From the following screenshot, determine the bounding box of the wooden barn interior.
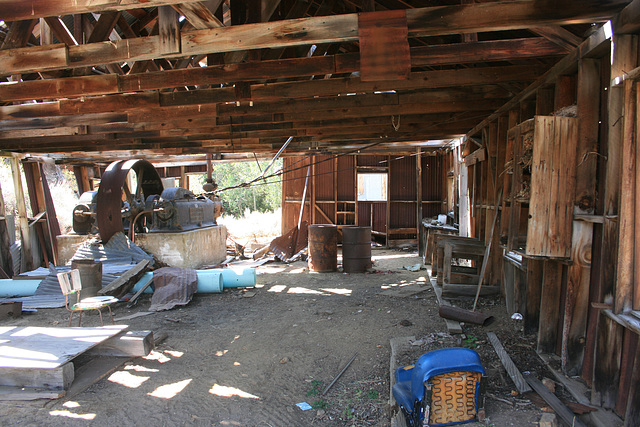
[2,0,640,425]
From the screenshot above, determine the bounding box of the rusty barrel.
[342,226,372,273]
[308,225,338,272]
[71,259,102,299]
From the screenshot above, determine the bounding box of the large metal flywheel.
[96,159,164,243]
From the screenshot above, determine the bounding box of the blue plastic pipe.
[0,279,43,297]
[220,268,257,288]
[131,268,255,294]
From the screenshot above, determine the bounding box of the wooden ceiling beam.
[43,17,78,45]
[0,1,626,76]
[467,20,611,137]
[171,1,225,29]
[1,20,38,50]
[0,65,541,120]
[2,0,206,22]
[0,38,562,102]
[530,26,583,51]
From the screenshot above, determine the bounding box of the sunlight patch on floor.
[108,371,150,388]
[49,410,96,420]
[148,379,192,399]
[209,384,260,399]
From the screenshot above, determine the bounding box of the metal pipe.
[438,305,495,326]
[261,136,293,178]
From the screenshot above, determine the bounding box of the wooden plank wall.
[463,27,640,425]
[281,152,446,245]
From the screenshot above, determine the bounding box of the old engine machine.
[72,159,223,243]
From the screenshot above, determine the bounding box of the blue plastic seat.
[393,347,485,426]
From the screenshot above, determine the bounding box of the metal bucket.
[308,225,338,272]
[342,226,372,273]
[71,259,102,299]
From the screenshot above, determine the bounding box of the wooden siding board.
[526,116,577,258]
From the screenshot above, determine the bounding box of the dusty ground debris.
[1,249,560,425]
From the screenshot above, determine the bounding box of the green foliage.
[202,159,282,218]
[462,335,479,349]
[312,399,328,409]
[306,380,323,397]
[367,390,379,400]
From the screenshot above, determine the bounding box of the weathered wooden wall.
[282,152,446,245]
[461,20,640,425]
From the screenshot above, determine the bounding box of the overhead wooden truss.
[0,0,636,162]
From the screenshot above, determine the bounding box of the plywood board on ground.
[0,326,127,369]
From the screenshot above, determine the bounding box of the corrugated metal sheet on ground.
[0,295,66,309]
[70,232,154,265]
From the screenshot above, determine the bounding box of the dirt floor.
[0,248,568,426]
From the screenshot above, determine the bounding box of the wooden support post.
[554,74,576,111]
[311,155,316,225]
[616,328,639,417]
[22,162,49,267]
[536,86,555,115]
[616,79,637,314]
[562,221,593,375]
[73,166,92,195]
[10,158,34,272]
[386,154,390,247]
[636,86,640,311]
[624,334,640,425]
[538,261,563,354]
[525,259,543,334]
[592,33,637,406]
[417,148,423,257]
[0,181,13,278]
[593,317,624,408]
[575,58,601,214]
[158,6,181,54]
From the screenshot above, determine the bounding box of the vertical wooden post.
[334,156,338,226]
[559,59,602,376]
[562,221,593,375]
[386,154,390,247]
[536,86,555,115]
[158,6,181,54]
[537,261,563,354]
[615,79,636,314]
[554,75,576,110]
[525,259,543,334]
[624,335,640,425]
[311,155,316,225]
[73,166,92,194]
[616,329,639,417]
[635,87,640,311]
[22,162,49,267]
[10,158,34,272]
[417,148,423,257]
[593,33,637,408]
[40,164,61,265]
[0,181,13,278]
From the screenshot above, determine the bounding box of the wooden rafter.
[1,0,205,22]
[0,39,561,102]
[0,1,627,76]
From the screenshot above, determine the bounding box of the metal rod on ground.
[323,353,357,396]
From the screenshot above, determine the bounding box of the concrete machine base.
[135,225,227,269]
